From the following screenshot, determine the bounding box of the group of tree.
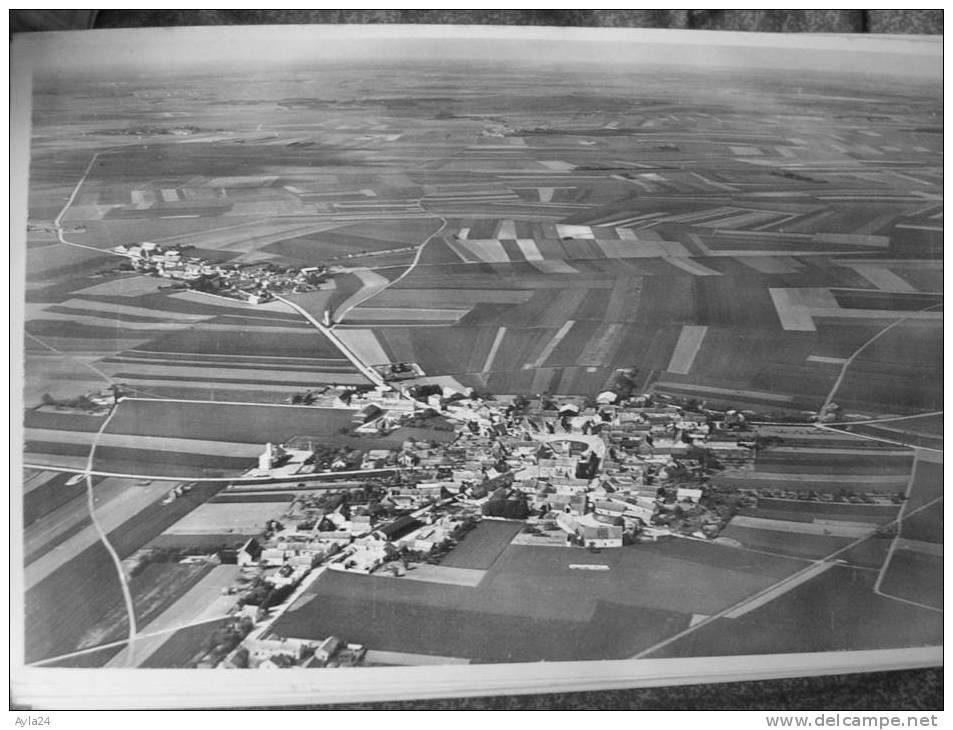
[483,490,529,520]
[39,392,108,412]
[237,577,296,610]
[191,616,255,668]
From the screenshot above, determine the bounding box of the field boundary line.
[633,481,944,659]
[823,410,943,427]
[872,452,942,612]
[334,210,447,322]
[723,561,836,619]
[814,424,941,453]
[82,405,139,667]
[27,614,231,667]
[872,449,919,593]
[25,331,114,386]
[820,302,944,413]
[26,333,180,403]
[22,461,398,484]
[52,150,125,258]
[129,349,348,363]
[272,295,387,390]
[118,395,354,410]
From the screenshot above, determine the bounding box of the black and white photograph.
[10,13,943,713]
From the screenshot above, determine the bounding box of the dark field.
[25,481,223,662]
[23,473,99,528]
[879,551,942,610]
[271,539,804,661]
[23,49,943,668]
[146,533,258,550]
[23,410,106,433]
[907,460,943,509]
[275,589,689,663]
[208,492,296,504]
[651,565,943,658]
[440,520,522,570]
[836,536,894,570]
[712,473,908,494]
[105,399,453,450]
[899,500,943,544]
[720,525,853,561]
[750,498,901,523]
[139,617,231,668]
[135,328,347,361]
[26,541,125,663]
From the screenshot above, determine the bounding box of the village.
[170,380,780,670]
[109,241,329,304]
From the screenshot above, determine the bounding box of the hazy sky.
[14,25,942,82]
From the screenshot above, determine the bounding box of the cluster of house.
[220,633,363,669]
[205,387,763,668]
[414,390,752,546]
[111,241,327,303]
[244,387,754,565]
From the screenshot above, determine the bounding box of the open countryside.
[19,39,941,674]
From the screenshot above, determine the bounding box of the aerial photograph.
[13,26,942,701]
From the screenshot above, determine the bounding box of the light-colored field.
[528,259,578,274]
[481,326,507,374]
[29,312,309,335]
[458,239,510,263]
[515,238,543,260]
[25,427,264,460]
[169,290,295,313]
[72,276,167,298]
[156,220,339,251]
[768,288,838,332]
[386,565,487,587]
[894,538,943,557]
[667,325,708,375]
[164,501,288,535]
[51,298,208,322]
[846,263,918,293]
[735,256,803,274]
[371,289,531,307]
[24,476,138,560]
[807,355,849,365]
[24,355,112,404]
[578,323,624,367]
[364,650,469,666]
[334,328,390,366]
[334,268,391,321]
[98,362,349,386]
[531,320,575,368]
[769,286,940,333]
[664,257,722,277]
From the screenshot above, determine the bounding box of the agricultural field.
[24,478,225,663]
[650,564,943,658]
[440,520,524,570]
[270,536,806,662]
[18,39,941,672]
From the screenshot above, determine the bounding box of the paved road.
[274,294,389,391]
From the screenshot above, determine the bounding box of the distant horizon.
[16,25,942,83]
